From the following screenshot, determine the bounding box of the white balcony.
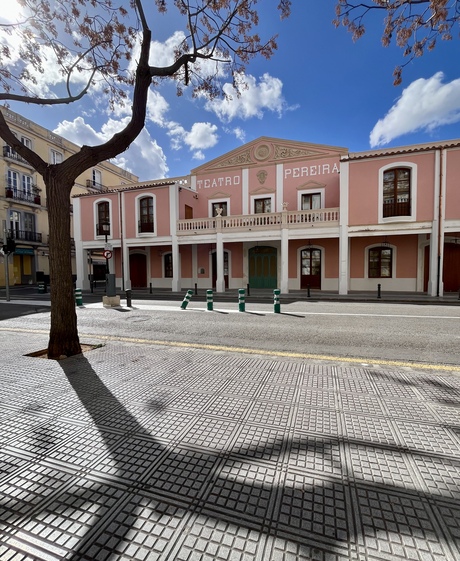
[177,208,339,236]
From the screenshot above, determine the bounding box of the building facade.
[73,137,460,296]
[0,108,138,286]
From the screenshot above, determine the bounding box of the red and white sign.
[103,250,113,259]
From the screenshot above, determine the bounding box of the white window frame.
[297,187,325,210]
[209,198,231,217]
[50,149,63,164]
[251,193,275,214]
[364,242,396,279]
[22,174,33,196]
[92,169,102,187]
[21,135,32,149]
[94,198,112,239]
[135,193,156,237]
[378,162,417,223]
[7,169,19,194]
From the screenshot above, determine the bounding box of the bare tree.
[0,0,291,358]
[334,0,459,84]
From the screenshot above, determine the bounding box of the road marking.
[3,326,459,373]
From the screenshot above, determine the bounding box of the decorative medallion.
[256,170,267,184]
[254,143,271,161]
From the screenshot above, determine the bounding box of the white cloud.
[206,73,290,122]
[370,72,460,147]
[167,121,218,158]
[54,116,168,181]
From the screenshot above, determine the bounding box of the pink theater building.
[73,137,460,296]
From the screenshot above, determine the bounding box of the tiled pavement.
[1,318,460,560]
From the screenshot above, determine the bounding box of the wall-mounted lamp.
[193,194,198,199]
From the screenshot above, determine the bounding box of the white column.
[276,163,284,211]
[338,160,349,294]
[215,232,225,292]
[280,226,289,293]
[242,168,249,215]
[170,184,181,291]
[73,198,89,290]
[429,149,445,296]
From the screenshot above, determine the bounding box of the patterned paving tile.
[353,485,454,561]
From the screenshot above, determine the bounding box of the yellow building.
[0,107,138,287]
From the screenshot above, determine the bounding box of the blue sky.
[3,1,460,181]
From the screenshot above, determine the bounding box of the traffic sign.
[103,250,113,259]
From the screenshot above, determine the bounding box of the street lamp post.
[101,222,110,293]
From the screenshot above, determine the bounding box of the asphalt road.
[2,298,460,368]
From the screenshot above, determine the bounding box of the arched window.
[383,168,411,217]
[139,196,154,233]
[369,246,393,278]
[96,201,110,235]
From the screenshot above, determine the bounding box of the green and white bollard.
[274,288,281,314]
[75,288,83,307]
[206,289,213,311]
[180,289,193,309]
[238,288,246,312]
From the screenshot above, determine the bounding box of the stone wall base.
[102,295,121,308]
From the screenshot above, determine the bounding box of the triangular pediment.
[191,137,348,174]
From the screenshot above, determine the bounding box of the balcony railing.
[383,200,411,218]
[3,145,31,165]
[177,208,339,235]
[86,179,106,192]
[5,187,41,205]
[138,219,154,233]
[7,229,42,243]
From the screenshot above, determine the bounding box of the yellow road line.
[2,326,460,373]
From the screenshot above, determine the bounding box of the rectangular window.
[301,193,321,210]
[212,202,228,216]
[7,170,19,195]
[22,174,33,196]
[21,136,32,149]
[92,169,102,187]
[254,197,271,214]
[23,213,35,232]
[50,149,63,164]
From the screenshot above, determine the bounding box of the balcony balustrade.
[177,208,339,235]
[3,145,31,165]
[383,200,411,218]
[86,179,106,192]
[7,229,42,243]
[138,219,154,233]
[5,186,41,205]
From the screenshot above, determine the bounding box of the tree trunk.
[45,172,81,359]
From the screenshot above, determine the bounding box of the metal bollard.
[377,283,381,299]
[238,288,246,312]
[181,289,193,309]
[206,289,213,311]
[274,289,281,313]
[307,284,311,298]
[149,282,152,294]
[75,288,83,306]
[126,289,132,307]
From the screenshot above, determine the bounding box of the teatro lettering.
[284,163,339,178]
[196,175,241,189]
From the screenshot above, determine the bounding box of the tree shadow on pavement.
[1,353,460,560]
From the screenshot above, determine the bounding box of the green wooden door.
[249,247,277,288]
